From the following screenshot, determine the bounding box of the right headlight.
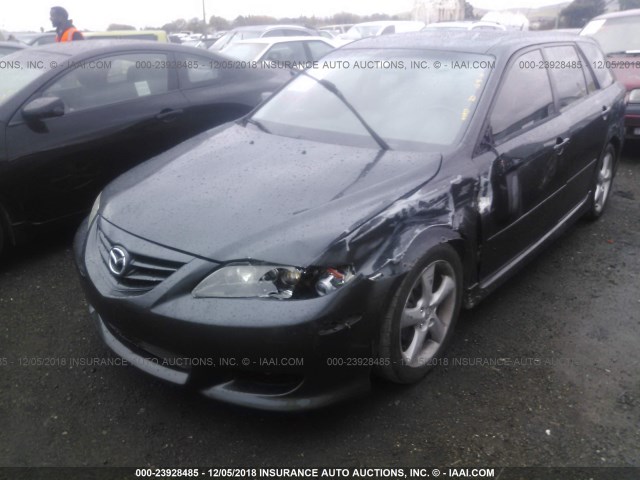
[192,263,355,299]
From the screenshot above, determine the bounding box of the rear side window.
[490,49,554,142]
[43,53,170,113]
[544,45,588,109]
[579,42,614,88]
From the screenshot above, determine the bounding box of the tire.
[0,207,5,259]
[0,220,4,259]
[376,243,463,384]
[585,143,616,220]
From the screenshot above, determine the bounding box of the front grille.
[97,226,185,294]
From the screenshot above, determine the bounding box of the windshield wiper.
[299,70,390,151]
[244,117,271,134]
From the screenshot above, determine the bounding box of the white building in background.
[413,0,465,24]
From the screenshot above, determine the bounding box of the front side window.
[42,53,170,113]
[544,45,588,109]
[0,50,62,107]
[252,49,492,150]
[178,54,221,85]
[490,49,554,142]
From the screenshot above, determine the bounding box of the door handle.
[155,109,183,122]
[553,137,570,154]
[601,105,611,120]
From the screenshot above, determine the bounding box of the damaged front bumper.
[74,217,394,411]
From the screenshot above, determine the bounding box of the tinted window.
[306,41,334,61]
[0,50,63,106]
[544,46,587,109]
[579,42,614,88]
[179,54,221,85]
[284,29,311,36]
[43,53,169,113]
[263,29,285,38]
[491,50,554,141]
[263,42,307,63]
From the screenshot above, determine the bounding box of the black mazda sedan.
[75,32,626,411]
[0,41,287,257]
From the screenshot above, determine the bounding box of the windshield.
[222,42,266,61]
[581,15,640,54]
[0,50,65,106]
[213,30,262,50]
[251,49,492,151]
[346,25,382,38]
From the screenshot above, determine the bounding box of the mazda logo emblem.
[108,246,130,277]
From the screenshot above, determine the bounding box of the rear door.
[477,48,572,279]
[5,50,184,223]
[542,44,608,209]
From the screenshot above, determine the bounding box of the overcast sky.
[1,0,566,32]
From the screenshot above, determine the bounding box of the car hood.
[101,124,442,266]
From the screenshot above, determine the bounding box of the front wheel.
[585,143,616,220]
[0,210,5,259]
[376,244,463,384]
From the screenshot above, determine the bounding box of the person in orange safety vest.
[50,6,84,42]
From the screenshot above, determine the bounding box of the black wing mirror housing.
[22,96,65,121]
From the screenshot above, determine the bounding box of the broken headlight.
[192,264,355,299]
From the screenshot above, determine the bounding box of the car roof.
[426,21,504,28]
[591,8,640,20]
[354,21,422,27]
[27,40,215,58]
[344,30,596,55]
[231,36,332,45]
[232,25,313,32]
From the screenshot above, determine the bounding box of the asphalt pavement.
[0,144,638,470]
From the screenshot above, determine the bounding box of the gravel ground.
[0,145,638,472]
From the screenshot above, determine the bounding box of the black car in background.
[7,32,57,47]
[0,41,26,57]
[0,41,287,256]
[75,32,625,411]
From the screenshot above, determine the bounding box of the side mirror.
[22,96,65,121]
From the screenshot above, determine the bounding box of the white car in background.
[423,21,506,31]
[341,21,425,40]
[222,36,338,65]
[210,25,319,51]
